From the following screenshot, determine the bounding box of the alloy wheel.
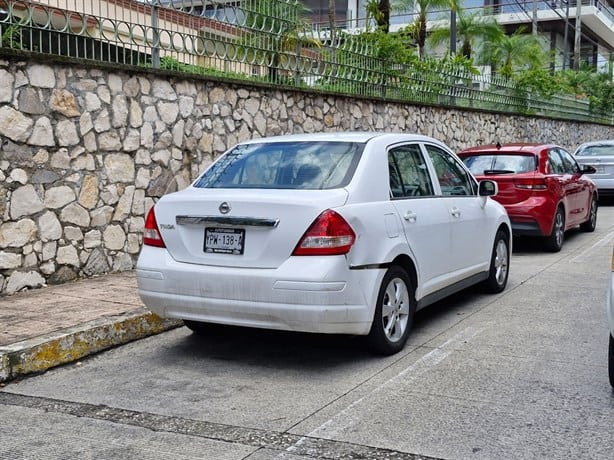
[381,277,410,342]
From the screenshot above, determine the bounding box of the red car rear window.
[462,154,537,175]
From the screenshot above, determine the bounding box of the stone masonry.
[1,55,614,295]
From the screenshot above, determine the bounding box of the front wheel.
[483,230,510,293]
[367,266,415,355]
[580,195,597,232]
[544,206,565,252]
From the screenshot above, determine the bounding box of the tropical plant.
[428,8,502,60]
[479,27,546,79]
[557,65,614,115]
[395,0,453,58]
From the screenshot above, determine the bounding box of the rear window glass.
[193,141,364,190]
[575,144,614,156]
[462,154,537,175]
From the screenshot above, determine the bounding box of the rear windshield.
[462,154,537,175]
[575,144,614,156]
[194,141,364,189]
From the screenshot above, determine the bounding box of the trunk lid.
[153,187,349,268]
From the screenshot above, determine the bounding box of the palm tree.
[479,27,545,78]
[428,9,502,60]
[395,0,452,58]
[328,0,336,41]
[241,0,320,83]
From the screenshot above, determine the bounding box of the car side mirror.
[581,165,597,174]
[479,180,498,197]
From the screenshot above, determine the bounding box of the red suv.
[458,143,597,252]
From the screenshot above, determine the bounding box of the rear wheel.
[368,266,415,355]
[483,230,510,293]
[580,195,597,232]
[544,206,565,252]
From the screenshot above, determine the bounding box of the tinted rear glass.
[462,154,537,175]
[575,144,614,156]
[194,141,364,189]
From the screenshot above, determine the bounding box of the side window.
[424,144,476,196]
[559,149,580,174]
[548,150,565,174]
[388,144,434,198]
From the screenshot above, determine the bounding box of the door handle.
[450,207,461,218]
[403,211,417,223]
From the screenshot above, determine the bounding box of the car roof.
[576,140,614,148]
[237,132,444,145]
[458,143,554,155]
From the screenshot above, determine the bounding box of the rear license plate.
[204,227,245,254]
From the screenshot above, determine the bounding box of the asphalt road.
[2,205,614,460]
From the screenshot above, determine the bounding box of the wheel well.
[497,223,511,243]
[391,254,417,295]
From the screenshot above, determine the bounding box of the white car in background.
[137,132,511,355]
[574,140,614,198]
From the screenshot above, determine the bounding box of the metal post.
[151,0,160,69]
[532,0,538,35]
[450,10,456,54]
[563,0,569,70]
[574,0,582,69]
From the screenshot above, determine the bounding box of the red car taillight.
[514,178,547,190]
[143,207,166,248]
[293,209,356,256]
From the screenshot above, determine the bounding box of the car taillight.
[143,207,166,248]
[293,209,356,256]
[514,178,547,190]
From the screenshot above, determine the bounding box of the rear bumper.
[136,246,383,335]
[502,197,555,237]
[509,220,544,237]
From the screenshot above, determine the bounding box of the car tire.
[367,266,415,355]
[544,206,565,252]
[609,334,614,389]
[483,230,510,293]
[580,195,598,232]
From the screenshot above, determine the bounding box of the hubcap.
[590,200,597,226]
[382,277,410,342]
[494,239,508,285]
[554,212,564,247]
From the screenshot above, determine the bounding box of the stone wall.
[1,55,614,295]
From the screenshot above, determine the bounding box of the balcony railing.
[0,0,611,124]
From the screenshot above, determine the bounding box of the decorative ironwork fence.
[0,0,610,124]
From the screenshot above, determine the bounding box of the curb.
[0,310,182,383]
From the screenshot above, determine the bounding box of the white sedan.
[137,132,511,355]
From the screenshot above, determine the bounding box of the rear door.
[558,148,588,225]
[551,148,587,226]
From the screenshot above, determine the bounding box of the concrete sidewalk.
[0,271,181,383]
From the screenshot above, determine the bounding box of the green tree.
[396,0,452,58]
[428,9,502,60]
[479,27,545,78]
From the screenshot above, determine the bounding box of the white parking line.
[569,231,614,263]
[284,327,483,455]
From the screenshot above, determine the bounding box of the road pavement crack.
[0,391,442,460]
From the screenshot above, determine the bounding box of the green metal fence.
[0,0,611,124]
